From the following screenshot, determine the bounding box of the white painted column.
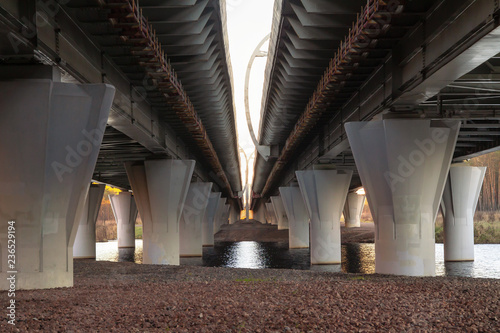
[202,192,221,246]
[0,79,114,290]
[343,193,366,228]
[346,119,460,276]
[271,196,289,230]
[279,187,310,249]
[266,202,277,225]
[180,182,212,257]
[229,204,240,224]
[442,165,486,262]
[213,197,227,233]
[254,204,266,223]
[222,204,231,226]
[297,168,352,264]
[125,159,195,265]
[109,191,138,249]
[73,184,106,258]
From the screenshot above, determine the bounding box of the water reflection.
[341,243,375,274]
[118,248,135,262]
[95,240,500,279]
[225,241,267,269]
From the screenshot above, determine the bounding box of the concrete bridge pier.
[180,183,212,257]
[222,204,231,226]
[229,203,240,224]
[343,192,366,228]
[297,168,352,264]
[202,192,221,246]
[109,192,138,258]
[213,197,227,233]
[279,186,310,249]
[271,196,289,230]
[346,119,460,276]
[73,184,106,259]
[125,160,195,265]
[442,165,486,262]
[266,202,277,225]
[253,203,266,223]
[0,78,114,290]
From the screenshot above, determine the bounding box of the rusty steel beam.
[260,0,394,197]
[106,0,234,197]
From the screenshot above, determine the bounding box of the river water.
[96,240,500,279]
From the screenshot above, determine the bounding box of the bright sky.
[226,0,274,189]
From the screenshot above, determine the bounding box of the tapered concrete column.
[214,197,227,233]
[266,203,277,225]
[180,182,212,257]
[125,160,195,265]
[229,204,240,224]
[343,193,366,228]
[222,204,231,225]
[442,165,486,262]
[109,192,138,249]
[271,196,289,230]
[346,119,460,276]
[0,79,114,290]
[254,204,266,223]
[279,187,310,249]
[297,168,352,264]
[73,184,106,258]
[202,192,221,246]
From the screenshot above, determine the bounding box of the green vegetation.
[135,226,143,239]
[435,213,500,244]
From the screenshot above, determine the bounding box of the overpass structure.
[1,0,499,290]
[0,0,242,289]
[252,0,500,275]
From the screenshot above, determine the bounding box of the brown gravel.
[215,220,288,243]
[1,260,499,332]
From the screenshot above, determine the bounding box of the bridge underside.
[0,0,241,195]
[253,0,500,200]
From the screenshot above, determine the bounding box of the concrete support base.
[213,197,227,234]
[73,184,106,259]
[344,193,366,228]
[297,168,352,264]
[266,202,277,225]
[442,165,486,262]
[229,201,240,224]
[271,196,289,230]
[346,119,460,276]
[0,79,114,290]
[202,192,221,246]
[110,192,138,250]
[125,160,195,265]
[222,204,231,226]
[253,204,266,223]
[180,183,212,257]
[279,187,309,249]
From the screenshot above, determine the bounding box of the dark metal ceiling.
[253,0,434,197]
[253,0,500,200]
[63,0,241,194]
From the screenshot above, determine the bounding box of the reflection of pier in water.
[97,240,500,279]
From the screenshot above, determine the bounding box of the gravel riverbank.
[1,260,499,332]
